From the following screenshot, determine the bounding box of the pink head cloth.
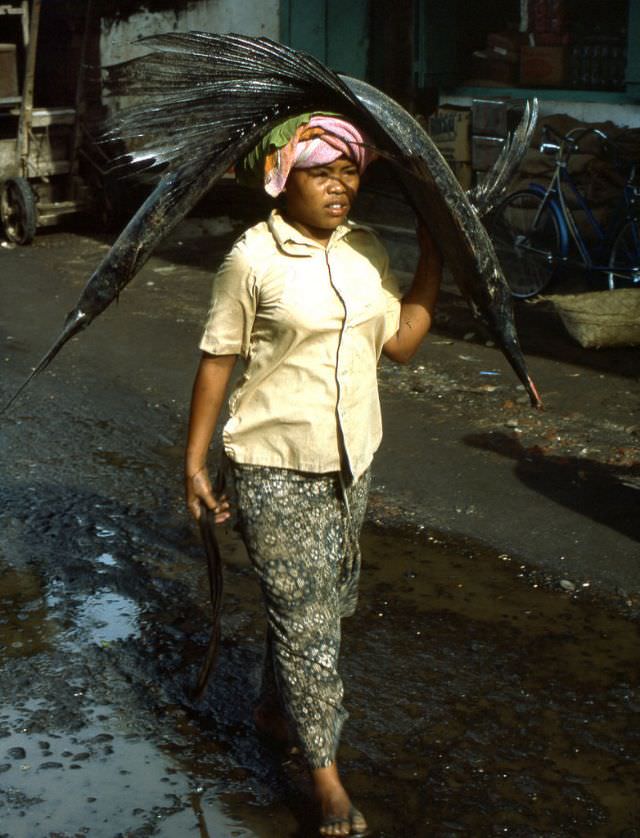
[264,115,376,197]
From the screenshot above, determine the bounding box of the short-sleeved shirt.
[199,209,402,480]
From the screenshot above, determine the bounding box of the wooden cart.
[0,0,91,244]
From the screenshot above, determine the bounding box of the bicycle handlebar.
[540,124,609,160]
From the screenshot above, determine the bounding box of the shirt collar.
[267,209,369,256]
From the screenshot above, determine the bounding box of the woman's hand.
[185,466,231,523]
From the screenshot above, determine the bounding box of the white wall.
[100,0,280,68]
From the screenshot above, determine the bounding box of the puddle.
[73,589,140,644]
[0,566,58,658]
[0,524,638,836]
[0,706,252,838]
[95,552,118,567]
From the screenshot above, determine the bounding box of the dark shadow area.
[464,431,640,542]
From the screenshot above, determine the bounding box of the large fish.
[3,32,541,411]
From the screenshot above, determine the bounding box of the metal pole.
[17,0,41,177]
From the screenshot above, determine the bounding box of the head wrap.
[237,112,376,196]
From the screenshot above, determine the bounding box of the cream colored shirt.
[199,209,402,480]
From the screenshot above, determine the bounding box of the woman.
[184,113,441,837]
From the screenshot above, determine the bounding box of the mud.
[1,201,639,836]
[1,502,639,836]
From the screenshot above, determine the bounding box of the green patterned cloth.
[233,463,370,768]
[236,111,339,189]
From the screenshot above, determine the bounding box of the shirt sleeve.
[199,239,257,358]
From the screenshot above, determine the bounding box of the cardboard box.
[487,31,528,53]
[0,44,18,99]
[470,50,518,85]
[451,161,473,190]
[487,45,520,65]
[428,105,471,163]
[471,98,526,138]
[520,45,568,86]
[472,135,505,172]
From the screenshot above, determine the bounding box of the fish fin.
[467,99,539,216]
[100,33,363,175]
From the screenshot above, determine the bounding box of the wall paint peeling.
[100,0,280,68]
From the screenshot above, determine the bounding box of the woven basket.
[544,289,640,348]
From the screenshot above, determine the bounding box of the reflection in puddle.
[95,552,117,567]
[0,706,253,838]
[0,566,57,659]
[74,589,139,644]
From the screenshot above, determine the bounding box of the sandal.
[319,804,370,837]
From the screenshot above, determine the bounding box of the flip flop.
[320,805,370,837]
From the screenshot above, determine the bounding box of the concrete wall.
[99,0,280,67]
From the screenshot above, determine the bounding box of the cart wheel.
[0,177,37,245]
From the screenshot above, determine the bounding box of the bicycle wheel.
[487,190,562,298]
[607,219,640,289]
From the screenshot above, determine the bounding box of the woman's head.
[284,155,361,243]
[238,112,376,242]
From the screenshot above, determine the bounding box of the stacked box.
[471,98,526,173]
[471,98,526,138]
[428,105,472,189]
[468,30,527,85]
[520,45,568,86]
[522,0,570,85]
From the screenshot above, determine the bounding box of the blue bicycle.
[487,124,640,298]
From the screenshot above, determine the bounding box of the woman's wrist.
[185,464,207,480]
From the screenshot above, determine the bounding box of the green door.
[281,0,370,79]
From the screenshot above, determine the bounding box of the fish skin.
[2,33,541,411]
[340,76,542,408]
[1,123,287,413]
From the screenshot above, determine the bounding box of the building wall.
[99,0,280,67]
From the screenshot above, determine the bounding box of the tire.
[487,190,562,299]
[607,219,640,289]
[0,177,37,245]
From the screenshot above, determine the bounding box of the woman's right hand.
[185,466,231,524]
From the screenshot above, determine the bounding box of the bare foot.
[313,763,368,837]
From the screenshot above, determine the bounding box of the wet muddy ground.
[1,206,639,836]
[1,497,639,837]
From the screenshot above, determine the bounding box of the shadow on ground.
[464,431,640,543]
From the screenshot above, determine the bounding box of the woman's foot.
[313,763,369,837]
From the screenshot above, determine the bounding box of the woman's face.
[284,156,360,245]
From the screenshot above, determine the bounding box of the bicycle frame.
[527,135,639,283]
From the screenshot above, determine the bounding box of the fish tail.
[1,310,87,414]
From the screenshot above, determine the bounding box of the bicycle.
[486,124,640,298]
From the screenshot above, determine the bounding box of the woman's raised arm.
[382,222,442,365]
